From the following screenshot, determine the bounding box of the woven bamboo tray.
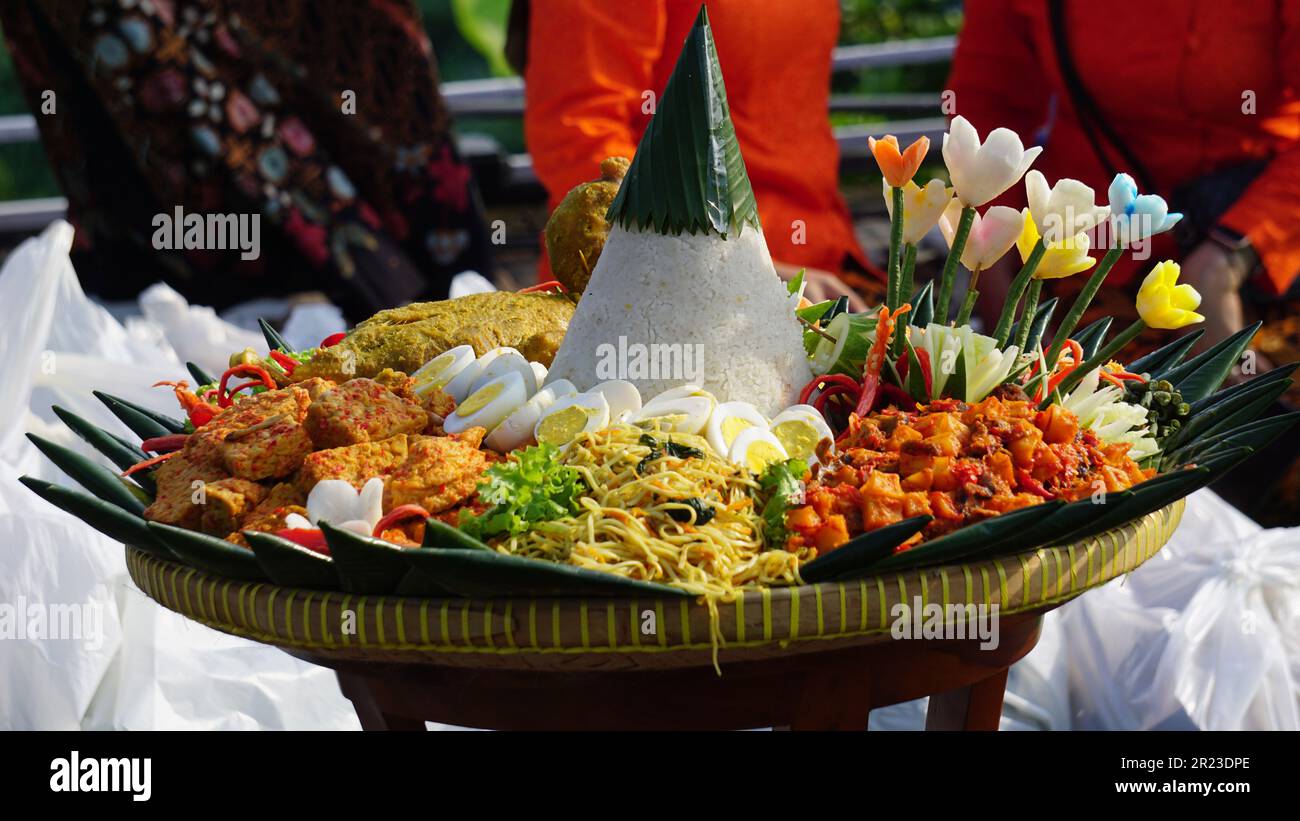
[125,498,1183,673]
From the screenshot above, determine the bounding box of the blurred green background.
[0,0,959,202]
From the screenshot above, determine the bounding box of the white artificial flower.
[1024,170,1111,244]
[284,477,384,536]
[941,115,1043,207]
[939,201,1024,271]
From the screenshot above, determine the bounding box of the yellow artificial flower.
[1136,261,1205,329]
[1017,209,1095,279]
[883,178,954,244]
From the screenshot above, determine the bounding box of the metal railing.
[0,35,956,234]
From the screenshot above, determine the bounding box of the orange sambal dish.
[785,391,1154,556]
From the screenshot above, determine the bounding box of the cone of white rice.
[543,7,813,416]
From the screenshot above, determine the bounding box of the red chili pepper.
[518,280,566,294]
[140,434,189,453]
[269,349,297,376]
[372,504,431,538]
[1016,469,1055,499]
[798,373,862,406]
[274,528,330,555]
[320,332,347,348]
[122,450,180,477]
[217,364,277,408]
[894,346,933,399]
[154,380,220,428]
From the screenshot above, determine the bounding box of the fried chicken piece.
[544,156,630,296]
[143,454,230,529]
[304,377,427,449]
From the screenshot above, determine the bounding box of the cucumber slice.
[810,313,878,376]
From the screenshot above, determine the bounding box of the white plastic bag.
[0,222,358,730]
[1060,489,1300,730]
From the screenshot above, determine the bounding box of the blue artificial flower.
[1108,173,1183,245]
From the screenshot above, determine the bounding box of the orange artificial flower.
[868,134,929,188]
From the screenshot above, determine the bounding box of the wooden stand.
[305,612,1042,731]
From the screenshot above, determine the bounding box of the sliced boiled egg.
[484,379,576,453]
[530,361,549,387]
[444,370,529,435]
[769,404,835,463]
[592,380,642,422]
[727,427,789,476]
[634,393,715,436]
[470,348,537,395]
[705,401,769,458]
[411,345,475,399]
[648,384,713,403]
[534,391,610,447]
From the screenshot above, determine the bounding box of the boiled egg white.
[634,392,716,436]
[769,405,835,464]
[530,361,549,387]
[592,380,642,422]
[728,427,789,475]
[411,345,475,399]
[484,379,576,453]
[443,370,529,435]
[534,391,610,447]
[705,401,769,459]
[649,384,713,403]
[470,348,537,395]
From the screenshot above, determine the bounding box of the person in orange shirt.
[518,0,875,306]
[948,0,1300,358]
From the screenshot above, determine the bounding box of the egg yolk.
[720,416,754,447]
[744,440,785,474]
[537,406,589,445]
[773,419,819,459]
[457,381,504,416]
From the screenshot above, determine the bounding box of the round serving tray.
[126,499,1183,673]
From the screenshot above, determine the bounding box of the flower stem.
[886,185,905,310]
[937,205,976,324]
[891,243,918,356]
[1041,319,1146,408]
[1042,245,1124,372]
[1013,277,1044,354]
[992,237,1045,346]
[955,268,982,326]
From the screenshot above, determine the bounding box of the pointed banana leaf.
[94,390,187,438]
[147,522,267,581]
[1162,377,1290,455]
[422,519,492,551]
[1167,410,1300,468]
[905,338,929,401]
[393,568,456,597]
[1008,296,1059,356]
[998,496,1116,550]
[822,296,850,324]
[402,548,691,598]
[909,281,935,328]
[1159,322,1261,403]
[867,501,1065,573]
[1055,468,1207,543]
[800,515,930,583]
[944,343,967,401]
[51,406,155,496]
[244,531,339,590]
[259,317,293,353]
[26,433,146,515]
[18,476,174,560]
[1070,316,1113,360]
[319,522,413,594]
[187,361,217,386]
[1188,362,1298,416]
[1125,329,1203,377]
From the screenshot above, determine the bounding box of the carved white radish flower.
[941,115,1043,207]
[285,477,384,536]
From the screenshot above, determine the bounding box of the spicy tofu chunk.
[143,454,230,529]
[305,378,428,449]
[383,435,488,513]
[295,434,413,491]
[199,478,269,537]
[185,385,315,480]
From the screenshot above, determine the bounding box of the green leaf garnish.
[458,444,584,540]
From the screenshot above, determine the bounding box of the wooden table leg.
[336,671,426,731]
[787,660,873,731]
[924,668,1009,731]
